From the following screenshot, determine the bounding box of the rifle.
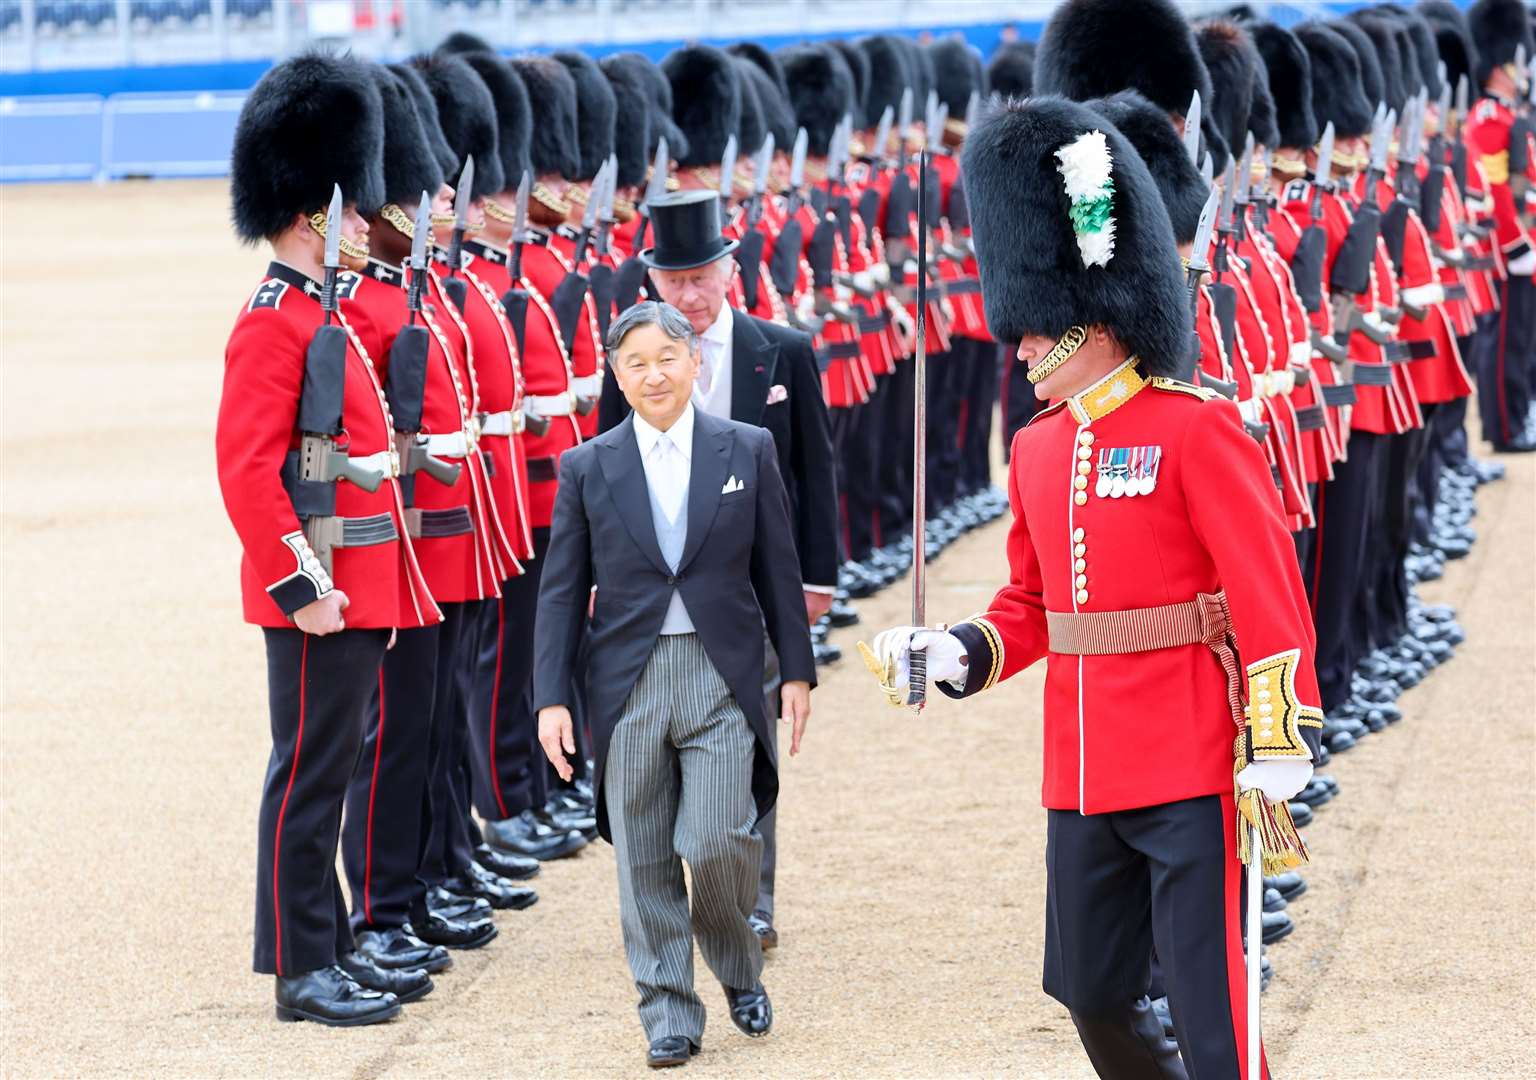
[441,157,474,313]
[745,132,775,227]
[1330,107,1394,349]
[1183,186,1230,391]
[550,160,607,416]
[589,155,619,344]
[633,136,669,252]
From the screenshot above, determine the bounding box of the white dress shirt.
[634,405,696,635]
[693,303,734,418]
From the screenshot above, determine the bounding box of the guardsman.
[867,95,1323,1080]
[1466,0,1536,452]
[220,51,440,1025]
[336,63,506,971]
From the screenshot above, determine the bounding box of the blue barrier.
[0,94,105,181]
[102,90,244,178]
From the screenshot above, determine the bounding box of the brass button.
[1076,589,1089,604]
[1075,558,1086,572]
[1073,528,1085,542]
[1074,543,1086,557]
[1256,675,1270,688]
[1258,690,1272,703]
[1075,574,1087,588]
[1078,430,1095,446]
[1073,476,1088,491]
[1074,492,1087,506]
[1077,461,1092,476]
[1077,446,1092,461]
[1259,703,1274,716]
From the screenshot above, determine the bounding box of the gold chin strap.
[612,194,636,219]
[532,181,571,216]
[943,117,968,138]
[1026,325,1087,385]
[380,203,415,239]
[307,211,370,259]
[483,199,516,224]
[566,185,589,206]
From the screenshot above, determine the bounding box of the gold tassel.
[1233,737,1311,874]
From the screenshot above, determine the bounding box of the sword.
[909,148,930,712]
[1183,90,1202,166]
[1246,824,1263,1080]
[441,156,474,313]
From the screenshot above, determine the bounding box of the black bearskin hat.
[616,52,687,161]
[1250,22,1318,150]
[928,35,983,118]
[412,51,503,198]
[893,36,932,106]
[391,62,458,184]
[733,57,765,156]
[1035,0,1213,119]
[1468,0,1534,89]
[728,42,790,103]
[962,95,1189,375]
[780,43,855,157]
[1329,19,1387,112]
[371,66,443,207]
[828,40,871,128]
[553,51,616,182]
[1087,89,1209,246]
[1201,110,1231,174]
[438,30,495,56]
[989,41,1036,101]
[1379,6,1445,98]
[858,34,912,125]
[1196,20,1257,154]
[662,44,741,168]
[231,52,384,243]
[1349,13,1409,111]
[742,59,795,151]
[599,53,654,189]
[1247,44,1279,147]
[511,56,580,179]
[455,51,531,193]
[1295,22,1374,139]
[1417,1,1477,93]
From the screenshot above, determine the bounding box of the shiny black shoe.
[484,808,587,861]
[475,843,541,881]
[813,640,842,665]
[274,966,400,1027]
[827,597,860,628]
[426,884,493,922]
[355,927,451,974]
[748,911,778,951]
[1150,995,1175,1038]
[1294,778,1333,808]
[1263,887,1287,913]
[339,949,434,1004]
[1286,801,1314,829]
[1260,910,1294,945]
[445,861,539,911]
[409,912,498,950]
[543,794,598,839]
[647,1036,699,1068]
[1267,871,1307,902]
[723,983,773,1037]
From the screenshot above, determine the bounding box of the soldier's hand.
[1236,758,1314,803]
[804,590,833,625]
[294,590,349,636]
[859,626,967,706]
[538,705,576,782]
[781,680,811,756]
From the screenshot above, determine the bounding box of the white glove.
[863,626,967,706]
[1506,248,1536,276]
[1236,758,1314,803]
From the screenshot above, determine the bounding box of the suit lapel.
[679,411,733,572]
[729,312,777,424]
[596,417,672,577]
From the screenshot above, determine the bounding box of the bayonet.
[440,157,473,311]
[897,87,914,168]
[1310,122,1335,220]
[645,137,669,209]
[786,127,808,214]
[1200,151,1214,186]
[593,154,618,257]
[1233,133,1254,240]
[873,105,894,169]
[320,183,342,320]
[718,133,738,203]
[964,90,980,135]
[406,192,430,322]
[508,171,530,280]
[1183,90,1203,166]
[1187,184,1220,281]
[572,158,606,265]
[930,103,949,152]
[747,131,774,226]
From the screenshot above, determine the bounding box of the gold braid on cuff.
[1026,325,1088,384]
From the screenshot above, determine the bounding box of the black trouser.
[1312,430,1385,712]
[1377,422,1432,645]
[1294,483,1319,578]
[926,348,963,514]
[254,627,388,976]
[841,397,880,563]
[1413,403,1448,545]
[954,336,1002,494]
[417,601,474,902]
[1437,372,1472,470]
[1045,794,1265,1080]
[469,544,546,823]
[342,623,440,934]
[878,359,916,543]
[1477,277,1535,447]
[1001,343,1041,460]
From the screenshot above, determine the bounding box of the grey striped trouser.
[607,632,764,1043]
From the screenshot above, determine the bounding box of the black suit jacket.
[533,409,817,841]
[598,309,839,588]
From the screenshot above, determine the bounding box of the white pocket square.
[721,475,745,495]
[766,384,788,405]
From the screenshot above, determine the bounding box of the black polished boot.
[339,949,434,1003]
[273,966,400,1027]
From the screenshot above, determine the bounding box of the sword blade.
[910,149,930,712]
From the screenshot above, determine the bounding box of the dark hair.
[606,300,698,353]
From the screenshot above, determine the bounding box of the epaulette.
[1149,376,1218,401]
[1024,398,1072,427]
[247,278,288,311]
[335,271,363,300]
[1282,179,1309,204]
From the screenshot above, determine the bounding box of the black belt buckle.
[1320,382,1357,407]
[524,413,552,438]
[574,395,598,417]
[526,455,559,483]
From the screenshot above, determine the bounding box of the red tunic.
[512,238,584,529]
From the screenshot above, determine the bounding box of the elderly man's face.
[612,321,701,430]
[650,258,732,335]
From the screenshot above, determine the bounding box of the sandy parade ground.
[2,179,1534,1078]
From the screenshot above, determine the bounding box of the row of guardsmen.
[214,0,1533,1030]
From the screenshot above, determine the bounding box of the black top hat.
[639,190,740,270]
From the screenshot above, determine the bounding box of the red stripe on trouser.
[1496,279,1511,443]
[1221,790,1270,1080]
[271,635,310,977]
[362,669,386,922]
[489,598,509,819]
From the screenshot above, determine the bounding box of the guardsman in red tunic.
[1465,0,1536,451]
[220,53,440,1026]
[867,96,1322,1080]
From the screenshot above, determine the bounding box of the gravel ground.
[3,181,1532,1079]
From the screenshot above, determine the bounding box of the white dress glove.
[1235,758,1314,803]
[867,626,967,705]
[1506,248,1536,276]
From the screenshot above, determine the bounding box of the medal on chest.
[1096,445,1161,498]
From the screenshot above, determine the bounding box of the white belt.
[480,409,524,437]
[352,449,400,478]
[1288,340,1311,366]
[424,430,473,458]
[525,392,576,418]
[570,374,602,397]
[1266,369,1297,396]
[1399,282,1446,307]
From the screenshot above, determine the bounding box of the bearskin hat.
[1201,110,1231,174]
[1379,6,1445,98]
[733,57,765,157]
[780,43,855,157]
[662,44,741,169]
[728,42,790,103]
[743,59,795,151]
[1349,13,1409,111]
[1087,89,1209,246]
[1247,44,1280,147]
[438,30,496,56]
[989,41,1036,101]
[1035,0,1213,118]
[370,66,442,207]
[928,35,983,118]
[455,51,531,194]
[893,36,933,106]
[552,51,616,182]
[1329,19,1387,113]
[1250,22,1318,149]
[599,54,654,189]
[391,62,459,182]
[230,52,383,243]
[858,35,912,125]
[1295,22,1374,139]
[412,52,502,199]
[828,40,871,128]
[1468,0,1534,89]
[1196,21,1258,154]
[616,52,687,161]
[511,56,580,179]
[1417,1,1477,92]
[962,95,1189,375]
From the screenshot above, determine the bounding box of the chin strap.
[1027,324,1087,384]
